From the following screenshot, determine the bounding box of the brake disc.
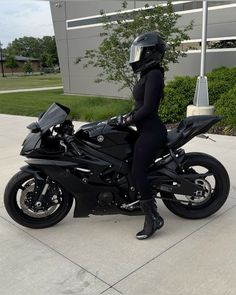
[185,178,212,204]
[20,180,58,218]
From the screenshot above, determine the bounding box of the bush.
[208,67,236,104]
[215,86,236,128]
[160,76,196,123]
[159,67,236,124]
[41,67,55,74]
[23,60,33,75]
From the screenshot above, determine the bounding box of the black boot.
[136,198,164,240]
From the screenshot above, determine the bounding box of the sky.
[0,0,54,48]
[0,0,229,48]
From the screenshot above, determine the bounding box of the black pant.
[131,116,167,200]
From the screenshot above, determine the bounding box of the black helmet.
[129,32,166,73]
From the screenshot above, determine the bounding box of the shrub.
[159,67,236,124]
[208,67,236,104]
[160,76,196,123]
[23,60,33,75]
[41,67,55,74]
[214,86,236,128]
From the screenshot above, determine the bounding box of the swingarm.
[150,149,208,196]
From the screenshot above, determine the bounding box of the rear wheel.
[4,171,73,228]
[161,153,230,219]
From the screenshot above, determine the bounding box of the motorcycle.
[4,102,230,229]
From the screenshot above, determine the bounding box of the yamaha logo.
[97,135,104,142]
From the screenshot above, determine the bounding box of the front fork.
[34,177,50,208]
[20,166,51,207]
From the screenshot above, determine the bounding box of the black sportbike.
[4,103,230,229]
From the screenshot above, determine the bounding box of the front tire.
[161,153,230,219]
[4,171,73,229]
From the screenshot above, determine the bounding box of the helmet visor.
[129,45,143,63]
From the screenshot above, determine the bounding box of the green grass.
[0,89,132,121]
[0,74,62,90]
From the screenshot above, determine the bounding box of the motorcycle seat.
[166,129,183,148]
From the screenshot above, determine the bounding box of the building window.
[66,1,235,31]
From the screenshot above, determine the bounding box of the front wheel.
[4,171,73,228]
[161,152,230,219]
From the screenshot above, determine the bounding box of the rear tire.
[4,171,73,229]
[161,153,230,219]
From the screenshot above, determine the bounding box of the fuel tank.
[75,121,138,160]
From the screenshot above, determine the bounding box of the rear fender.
[168,115,222,150]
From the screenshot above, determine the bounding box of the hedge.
[208,67,236,104]
[215,86,236,127]
[160,66,236,124]
[160,76,196,123]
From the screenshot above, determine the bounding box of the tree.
[5,55,19,75]
[6,37,41,58]
[6,36,59,66]
[40,36,59,65]
[40,53,54,68]
[23,60,33,75]
[76,1,193,92]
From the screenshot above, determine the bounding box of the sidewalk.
[0,114,236,295]
[0,86,63,94]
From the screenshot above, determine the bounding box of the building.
[50,1,236,97]
[0,55,40,74]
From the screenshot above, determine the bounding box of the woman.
[117,32,168,240]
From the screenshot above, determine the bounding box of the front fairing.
[21,103,70,155]
[21,132,42,155]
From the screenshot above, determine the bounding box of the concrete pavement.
[0,86,63,94]
[0,114,236,295]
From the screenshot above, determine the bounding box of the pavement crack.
[108,203,236,289]
[0,215,113,290]
[100,286,123,294]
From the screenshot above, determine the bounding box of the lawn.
[0,74,62,91]
[0,89,132,122]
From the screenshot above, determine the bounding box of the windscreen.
[38,103,70,133]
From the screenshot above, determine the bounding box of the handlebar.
[63,134,82,156]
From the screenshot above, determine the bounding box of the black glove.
[107,115,123,126]
[122,113,134,126]
[108,113,134,126]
